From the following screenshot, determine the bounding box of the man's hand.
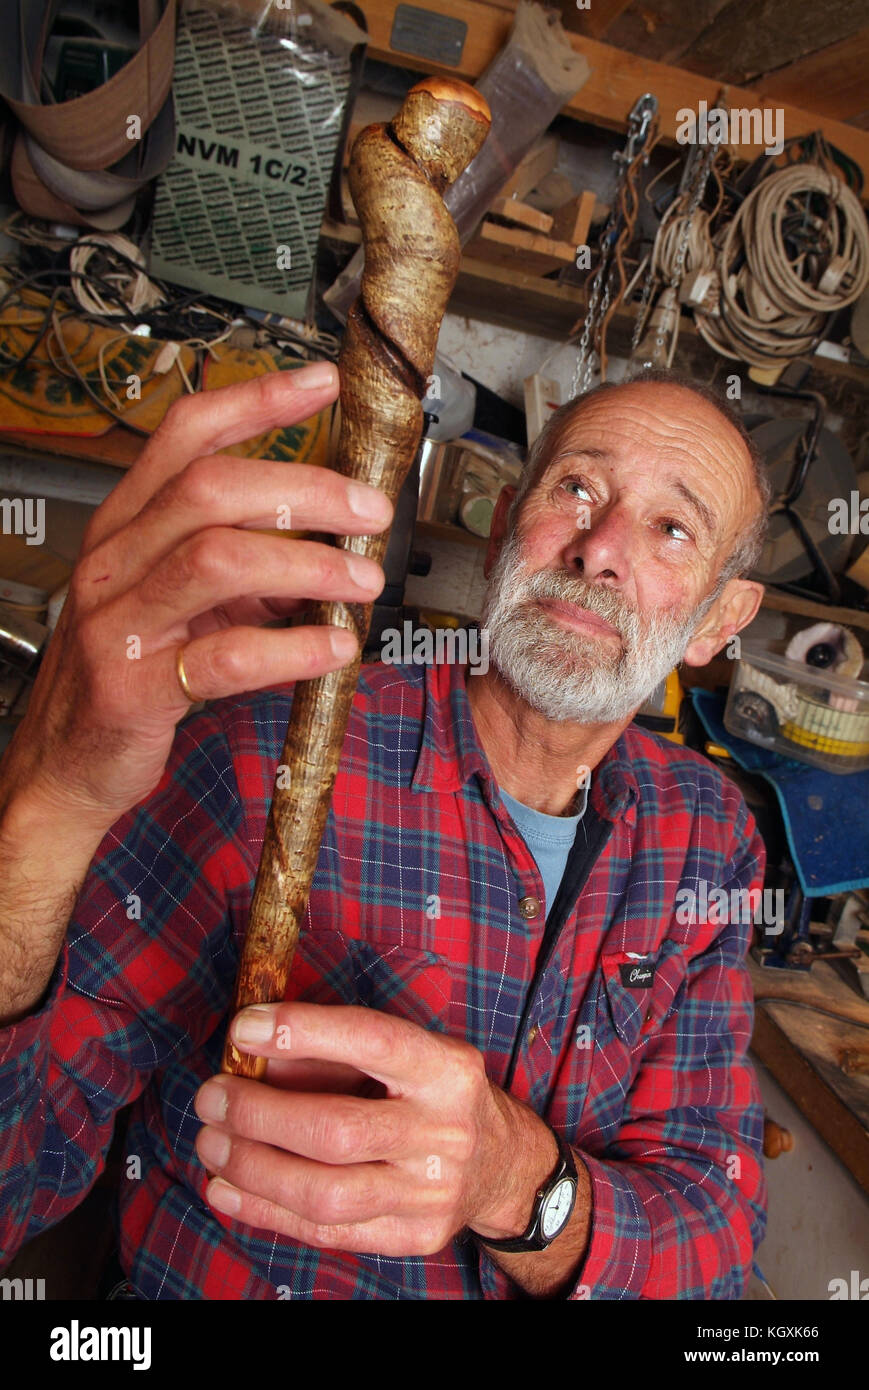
[193,1002,563,1259]
[0,366,397,1024]
[0,363,392,833]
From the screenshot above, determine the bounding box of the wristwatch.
[479,1129,578,1253]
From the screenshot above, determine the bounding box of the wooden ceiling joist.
[362,0,869,195]
[570,0,634,40]
[757,28,869,124]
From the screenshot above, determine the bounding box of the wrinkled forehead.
[534,385,754,491]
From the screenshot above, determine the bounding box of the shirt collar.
[411,659,639,824]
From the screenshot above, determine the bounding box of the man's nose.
[563,503,633,585]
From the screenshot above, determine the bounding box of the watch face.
[540,1177,575,1240]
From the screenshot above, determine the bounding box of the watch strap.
[479,1128,577,1253]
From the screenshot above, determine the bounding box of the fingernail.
[208,1178,242,1215]
[234,1005,276,1046]
[346,552,382,589]
[196,1078,229,1123]
[347,482,391,522]
[329,628,358,660]
[294,361,336,391]
[198,1126,231,1171]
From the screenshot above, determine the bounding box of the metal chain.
[630,258,655,351]
[574,247,609,396]
[669,142,719,289]
[571,93,658,398]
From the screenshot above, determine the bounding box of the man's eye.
[661,519,692,542]
[562,479,593,502]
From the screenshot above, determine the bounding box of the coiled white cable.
[695,163,869,367]
[69,233,166,320]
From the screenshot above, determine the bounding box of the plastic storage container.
[724,640,869,774]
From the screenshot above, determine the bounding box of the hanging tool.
[629,104,725,372]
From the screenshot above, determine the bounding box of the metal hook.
[614,93,658,166]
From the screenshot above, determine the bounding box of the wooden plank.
[464,220,576,274]
[680,0,869,85]
[549,190,596,247]
[751,1007,869,1197]
[759,587,869,634]
[497,135,558,199]
[749,956,869,1200]
[448,250,585,337]
[360,0,869,194]
[757,29,869,122]
[752,956,869,1031]
[600,0,731,66]
[489,195,554,233]
[572,0,634,40]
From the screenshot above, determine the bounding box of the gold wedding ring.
[175,645,199,703]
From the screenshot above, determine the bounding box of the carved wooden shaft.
[222,78,491,1077]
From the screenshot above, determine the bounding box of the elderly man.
[0,365,769,1300]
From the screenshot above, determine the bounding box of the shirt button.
[519,895,541,920]
[527,1023,539,1043]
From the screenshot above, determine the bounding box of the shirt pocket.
[288,928,452,1033]
[599,938,690,1052]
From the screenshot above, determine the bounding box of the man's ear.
[682,578,765,667]
[484,484,517,579]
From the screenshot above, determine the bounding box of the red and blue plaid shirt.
[0,657,767,1299]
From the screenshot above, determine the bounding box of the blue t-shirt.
[500,780,589,921]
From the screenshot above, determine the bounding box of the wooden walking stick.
[222,78,491,1077]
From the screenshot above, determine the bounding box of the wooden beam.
[757,28,869,122]
[599,0,733,67]
[678,0,869,87]
[549,190,597,247]
[573,0,634,40]
[498,135,558,199]
[759,587,869,634]
[464,220,576,274]
[751,1007,869,1199]
[361,0,869,193]
[488,195,554,233]
[468,0,633,40]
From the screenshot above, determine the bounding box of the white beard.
[480,532,713,725]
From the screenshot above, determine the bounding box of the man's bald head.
[509,370,770,586]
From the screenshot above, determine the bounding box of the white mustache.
[510,567,640,648]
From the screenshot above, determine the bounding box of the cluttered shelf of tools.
[319,219,869,389]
